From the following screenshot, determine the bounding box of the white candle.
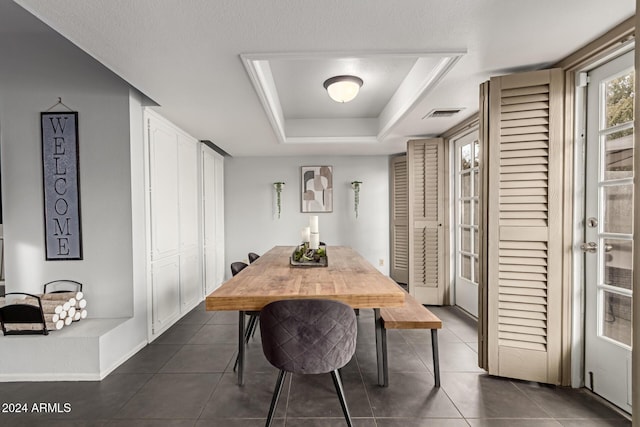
[310,232,319,250]
[301,227,310,243]
[309,215,319,233]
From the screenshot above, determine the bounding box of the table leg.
[237,311,245,386]
[431,329,440,387]
[374,308,388,387]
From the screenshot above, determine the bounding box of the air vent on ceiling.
[422,108,463,119]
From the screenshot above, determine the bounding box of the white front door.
[453,129,479,317]
[584,49,634,414]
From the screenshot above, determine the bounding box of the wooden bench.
[378,290,442,387]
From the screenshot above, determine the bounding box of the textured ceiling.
[9,0,637,156]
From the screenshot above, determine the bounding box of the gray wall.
[0,15,137,318]
[224,156,390,277]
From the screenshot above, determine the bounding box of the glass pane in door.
[601,291,632,347]
[461,227,471,252]
[604,129,633,180]
[603,238,633,290]
[602,185,633,234]
[462,172,471,197]
[474,141,480,167]
[461,144,471,169]
[461,255,471,280]
[604,73,634,128]
[474,229,479,253]
[462,200,471,224]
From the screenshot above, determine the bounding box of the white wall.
[0,24,136,318]
[224,155,390,277]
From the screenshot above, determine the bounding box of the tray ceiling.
[7,0,636,156]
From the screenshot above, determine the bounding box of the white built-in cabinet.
[202,146,225,296]
[145,110,224,339]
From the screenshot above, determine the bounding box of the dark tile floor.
[0,304,631,426]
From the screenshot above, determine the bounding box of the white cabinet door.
[202,146,224,295]
[151,256,181,330]
[149,123,179,260]
[178,135,199,250]
[214,154,225,287]
[180,249,201,310]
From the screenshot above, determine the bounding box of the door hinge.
[577,72,590,88]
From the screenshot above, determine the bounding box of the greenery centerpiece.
[291,243,327,267]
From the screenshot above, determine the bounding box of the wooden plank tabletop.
[206,246,406,311]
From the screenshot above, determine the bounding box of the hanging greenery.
[273,182,285,218]
[351,181,362,218]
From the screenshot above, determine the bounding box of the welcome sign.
[41,112,82,260]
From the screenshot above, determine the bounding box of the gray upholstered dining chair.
[259,299,357,427]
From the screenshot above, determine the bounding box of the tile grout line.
[353,353,379,427]
[509,380,555,420]
[195,368,226,421]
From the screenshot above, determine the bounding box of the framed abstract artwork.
[301,166,333,212]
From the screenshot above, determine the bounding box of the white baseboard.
[99,339,147,380]
[0,372,102,382]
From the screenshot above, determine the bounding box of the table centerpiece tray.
[290,244,328,267]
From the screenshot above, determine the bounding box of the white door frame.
[449,126,480,316]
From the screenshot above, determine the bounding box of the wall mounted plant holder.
[351,181,362,218]
[273,182,285,218]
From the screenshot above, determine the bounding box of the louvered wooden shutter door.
[390,155,409,284]
[408,138,445,305]
[487,68,563,384]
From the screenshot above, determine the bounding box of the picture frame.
[301,165,333,212]
[41,112,83,260]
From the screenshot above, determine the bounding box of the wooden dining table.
[206,245,406,386]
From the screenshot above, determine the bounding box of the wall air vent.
[422,108,463,119]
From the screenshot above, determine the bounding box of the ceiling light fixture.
[323,75,363,103]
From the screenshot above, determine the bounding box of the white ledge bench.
[378,290,442,387]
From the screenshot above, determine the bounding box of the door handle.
[581,242,597,253]
[603,243,613,252]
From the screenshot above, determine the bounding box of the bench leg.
[381,326,388,386]
[374,309,388,387]
[431,329,440,387]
